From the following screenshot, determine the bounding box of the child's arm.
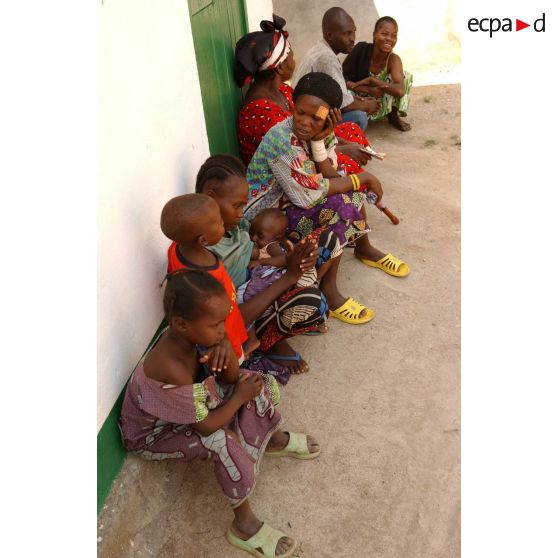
[192,373,263,436]
[258,242,288,267]
[199,337,239,384]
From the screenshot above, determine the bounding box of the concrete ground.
[98,83,460,558]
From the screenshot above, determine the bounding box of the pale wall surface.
[97,0,210,432]
[98,0,279,432]
[245,0,273,32]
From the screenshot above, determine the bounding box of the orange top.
[167,242,248,359]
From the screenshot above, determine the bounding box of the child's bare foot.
[388,108,411,131]
[264,339,309,374]
[266,431,320,455]
[317,323,328,334]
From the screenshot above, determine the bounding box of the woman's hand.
[312,108,342,141]
[369,86,385,98]
[337,143,372,166]
[359,171,383,203]
[284,238,318,281]
[359,97,381,116]
[234,372,263,403]
[199,338,233,374]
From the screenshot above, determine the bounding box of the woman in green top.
[342,16,412,132]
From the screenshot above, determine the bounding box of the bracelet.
[310,140,328,162]
[349,173,361,191]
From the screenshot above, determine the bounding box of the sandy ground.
[97,83,461,558]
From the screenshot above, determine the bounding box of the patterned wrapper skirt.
[364,69,413,120]
[285,191,370,248]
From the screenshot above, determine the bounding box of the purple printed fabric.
[119,361,282,508]
[285,191,370,248]
[243,265,286,302]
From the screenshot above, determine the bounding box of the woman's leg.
[353,205,410,276]
[387,70,412,131]
[388,106,411,131]
[318,255,366,319]
[353,204,387,262]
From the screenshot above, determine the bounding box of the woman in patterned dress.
[234,14,373,172]
[246,72,410,327]
[342,16,413,132]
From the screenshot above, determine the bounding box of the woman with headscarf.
[234,14,372,173]
[246,72,410,326]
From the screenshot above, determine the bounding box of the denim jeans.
[340,110,369,133]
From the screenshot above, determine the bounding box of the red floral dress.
[237,84,369,174]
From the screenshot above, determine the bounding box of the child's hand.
[346,80,357,89]
[199,338,233,375]
[234,372,263,403]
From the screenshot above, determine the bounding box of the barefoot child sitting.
[161,193,257,362]
[119,270,321,557]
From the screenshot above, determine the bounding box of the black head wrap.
[292,72,343,109]
[233,14,289,87]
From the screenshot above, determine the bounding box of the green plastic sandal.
[226,522,297,557]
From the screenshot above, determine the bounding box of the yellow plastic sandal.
[359,252,410,277]
[265,432,321,460]
[330,297,375,325]
[226,522,297,557]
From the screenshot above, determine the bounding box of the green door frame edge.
[97,320,167,514]
[188,0,247,155]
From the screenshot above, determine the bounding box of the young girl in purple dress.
[119,269,320,557]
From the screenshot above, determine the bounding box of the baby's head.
[249,208,288,249]
[160,193,224,248]
[195,154,249,231]
[164,269,230,348]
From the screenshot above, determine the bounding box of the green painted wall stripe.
[97,320,168,514]
[97,388,127,514]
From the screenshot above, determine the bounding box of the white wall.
[245,0,274,32]
[97,0,210,431]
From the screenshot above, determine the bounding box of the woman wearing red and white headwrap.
[233,14,373,171]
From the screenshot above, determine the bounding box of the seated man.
[291,6,379,133]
